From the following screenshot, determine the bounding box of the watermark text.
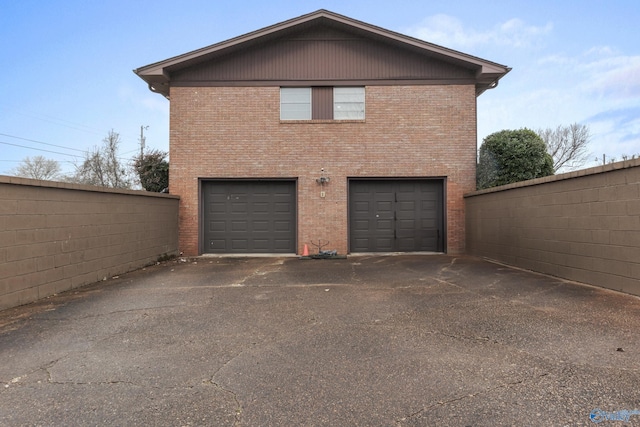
[590,408,640,423]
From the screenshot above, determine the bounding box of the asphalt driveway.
[0,255,639,426]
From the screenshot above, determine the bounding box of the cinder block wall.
[465,159,640,296]
[170,84,477,256]
[0,176,180,310]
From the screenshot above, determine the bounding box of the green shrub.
[477,128,554,189]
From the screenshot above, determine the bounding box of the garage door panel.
[209,221,226,232]
[421,219,438,228]
[274,220,291,231]
[231,240,249,250]
[422,200,437,210]
[375,238,394,251]
[274,202,292,213]
[376,201,393,212]
[354,201,369,212]
[397,201,415,212]
[274,239,293,250]
[209,200,226,210]
[252,202,269,213]
[253,240,269,250]
[203,181,296,253]
[253,221,269,232]
[376,219,393,231]
[231,203,248,214]
[209,239,226,250]
[397,239,416,251]
[353,238,369,248]
[397,210,416,220]
[354,220,369,230]
[397,219,415,230]
[229,193,248,202]
[350,180,444,253]
[230,220,247,232]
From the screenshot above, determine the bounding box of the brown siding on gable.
[312,87,333,120]
[170,28,476,85]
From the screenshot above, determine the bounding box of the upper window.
[280,88,311,120]
[280,87,365,121]
[334,87,365,120]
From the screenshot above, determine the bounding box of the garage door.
[202,180,296,253]
[349,180,444,252]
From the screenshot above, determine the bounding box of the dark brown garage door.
[202,180,296,253]
[349,179,444,253]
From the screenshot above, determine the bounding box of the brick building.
[135,10,509,256]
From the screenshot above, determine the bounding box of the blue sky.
[1,0,639,176]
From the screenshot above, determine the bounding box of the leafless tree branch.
[537,123,591,172]
[11,155,61,180]
[73,130,132,188]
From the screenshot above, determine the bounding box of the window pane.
[334,87,365,120]
[281,88,311,120]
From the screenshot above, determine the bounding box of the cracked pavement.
[0,254,639,426]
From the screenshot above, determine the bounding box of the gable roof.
[134,9,510,98]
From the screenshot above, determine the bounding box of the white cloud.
[405,14,552,50]
[582,56,640,99]
[536,47,640,101]
[404,14,640,166]
[537,54,573,66]
[584,45,618,57]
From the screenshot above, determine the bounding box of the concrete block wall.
[0,176,180,310]
[465,159,640,296]
[170,84,477,256]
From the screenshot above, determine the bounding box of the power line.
[0,159,76,164]
[0,107,146,142]
[0,107,104,136]
[0,132,88,153]
[0,140,83,158]
[0,140,135,162]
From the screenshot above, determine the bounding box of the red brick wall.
[169,85,477,255]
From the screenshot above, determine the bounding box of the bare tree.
[73,130,132,188]
[537,123,591,172]
[11,156,62,180]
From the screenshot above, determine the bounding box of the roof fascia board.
[136,10,330,76]
[170,78,479,87]
[322,12,508,72]
[135,9,509,77]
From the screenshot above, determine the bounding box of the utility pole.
[140,125,149,158]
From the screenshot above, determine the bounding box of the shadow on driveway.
[1,255,639,426]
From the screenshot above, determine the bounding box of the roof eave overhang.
[475,66,512,96]
[135,69,170,99]
[133,9,511,99]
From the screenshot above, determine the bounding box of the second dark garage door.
[349,179,444,252]
[202,180,296,254]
